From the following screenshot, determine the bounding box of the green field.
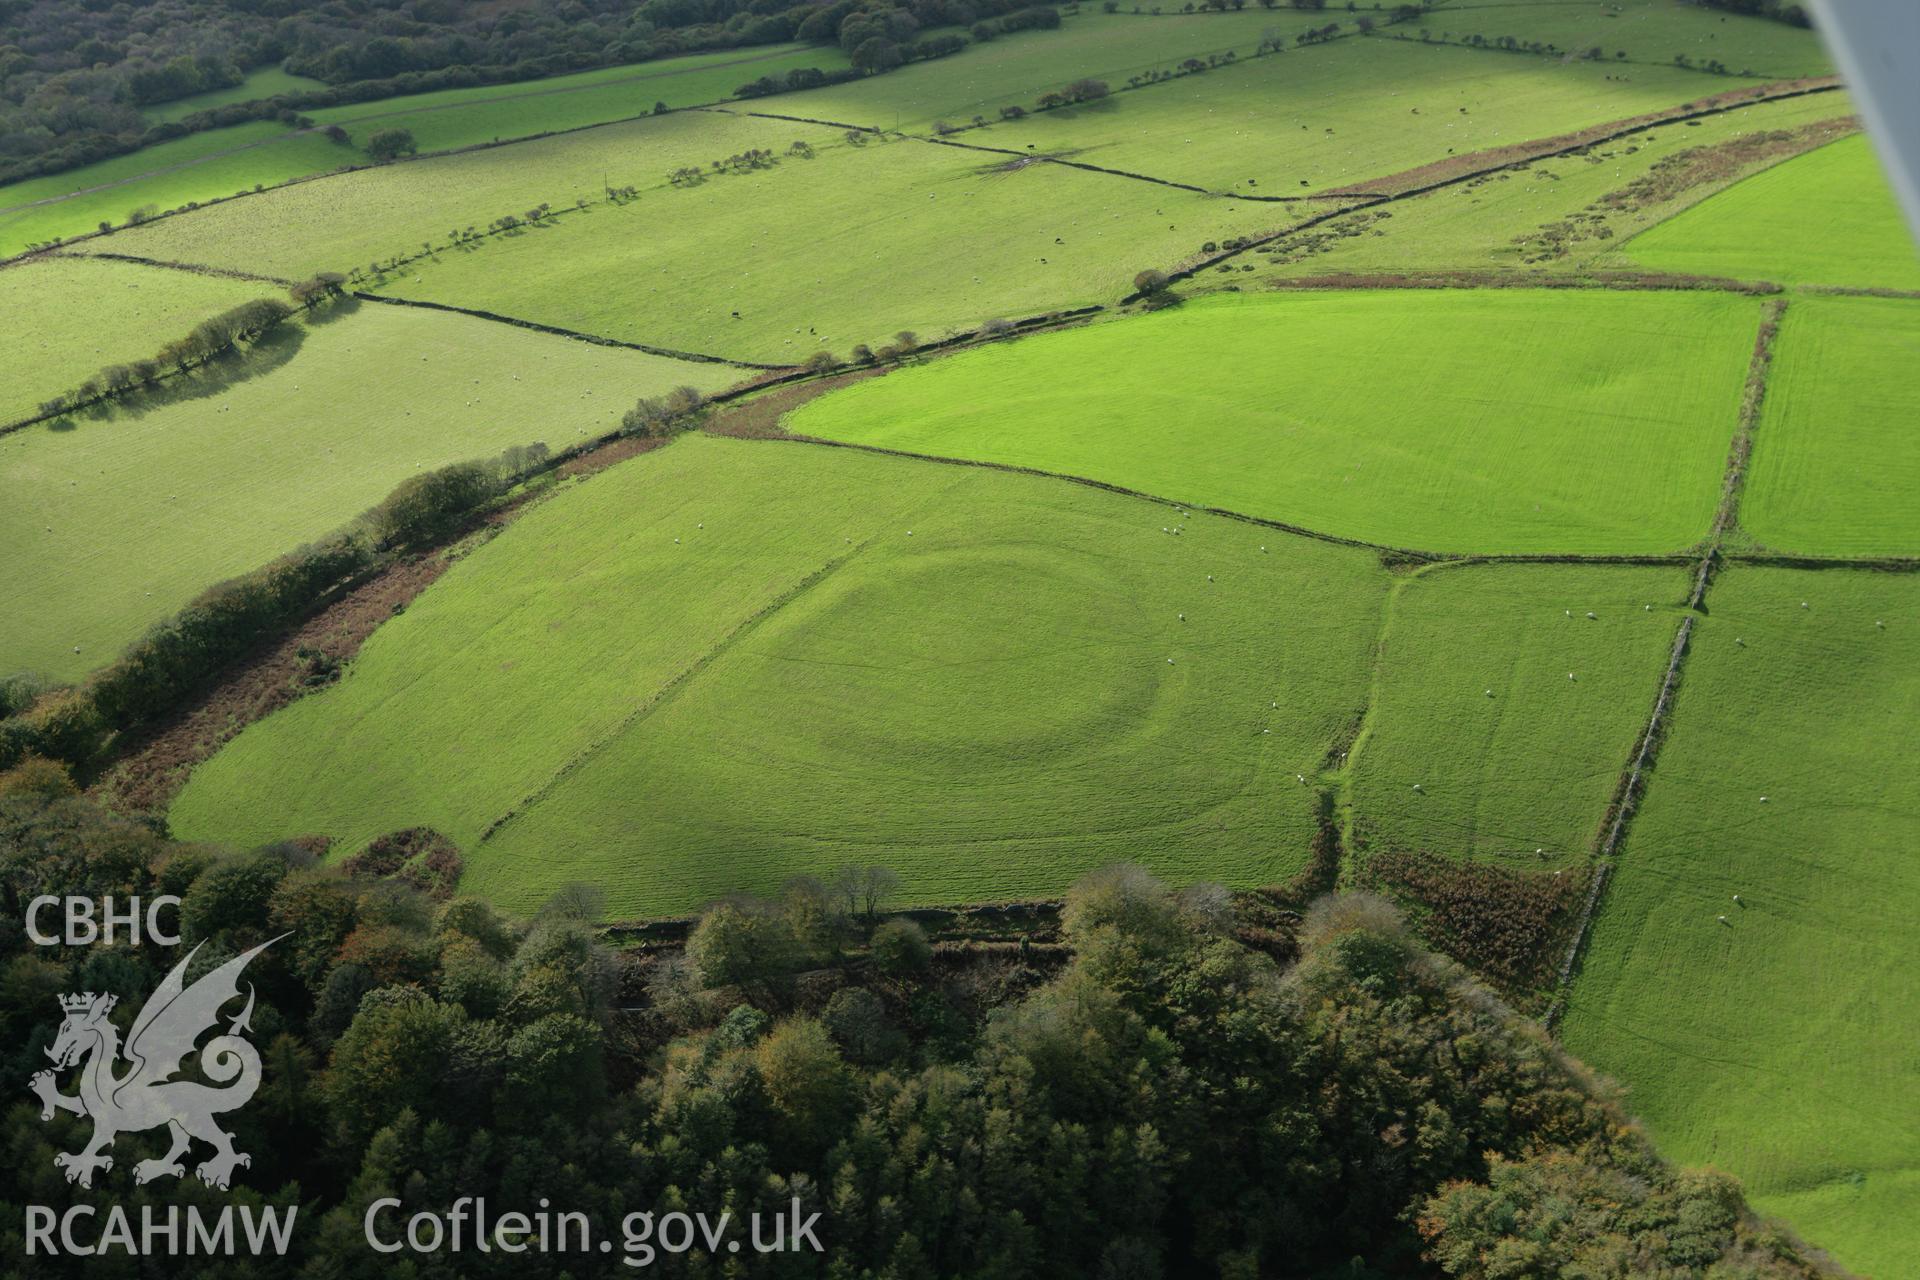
[1413,0,1827,79]
[367,136,1291,361]
[1347,561,1692,869]
[143,67,328,123]
[0,48,849,259]
[100,109,851,283]
[749,9,1338,133]
[973,38,1735,195]
[1616,133,1920,288]
[1742,296,1920,557]
[1561,566,1920,1279]
[0,121,349,258]
[0,302,735,682]
[1399,0,1830,80]
[789,289,1757,554]
[306,46,853,156]
[1248,92,1854,279]
[0,256,265,427]
[168,432,1388,916]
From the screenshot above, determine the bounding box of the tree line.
[0,782,1849,1278]
[26,275,347,423]
[0,382,717,781]
[0,0,1065,189]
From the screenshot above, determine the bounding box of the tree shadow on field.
[55,313,333,429]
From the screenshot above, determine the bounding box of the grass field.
[0,122,348,258]
[305,46,853,156]
[0,256,265,427]
[0,48,848,259]
[1742,296,1920,557]
[789,289,1758,554]
[1399,0,1830,80]
[100,109,848,284]
[168,432,1389,916]
[748,9,1338,133]
[144,67,328,123]
[1345,561,1692,869]
[1615,133,1920,288]
[1560,566,1920,1279]
[365,135,1292,361]
[1246,92,1854,279]
[973,38,1736,195]
[0,302,734,682]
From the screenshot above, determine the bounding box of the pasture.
[1742,296,1920,557]
[144,67,328,123]
[168,432,1389,917]
[1346,561,1692,870]
[974,37,1734,196]
[0,302,734,682]
[1249,91,1854,279]
[1403,0,1830,81]
[368,135,1292,361]
[0,121,347,258]
[1616,133,1920,288]
[0,256,264,428]
[747,8,1331,132]
[0,47,847,259]
[305,45,853,156]
[100,110,846,283]
[787,289,1758,554]
[1560,566,1920,1280]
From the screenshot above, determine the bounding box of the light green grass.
[1615,133,1920,288]
[143,67,328,123]
[1348,562,1693,868]
[366,136,1293,361]
[306,46,851,156]
[1245,92,1853,279]
[0,122,352,258]
[970,38,1742,195]
[1402,0,1829,80]
[748,9,1337,132]
[1742,296,1920,557]
[169,433,1388,917]
[0,48,845,259]
[0,302,735,682]
[0,256,265,427]
[101,110,842,284]
[789,290,1757,555]
[1561,567,1920,1279]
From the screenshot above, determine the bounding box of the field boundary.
[1262,269,1780,295]
[475,535,876,845]
[1545,296,1787,1030]
[769,432,1728,565]
[1544,610,1694,1029]
[1693,296,1786,604]
[352,292,787,369]
[722,106,1359,204]
[1134,78,1846,295]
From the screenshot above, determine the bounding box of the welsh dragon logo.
[29,937,282,1190]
